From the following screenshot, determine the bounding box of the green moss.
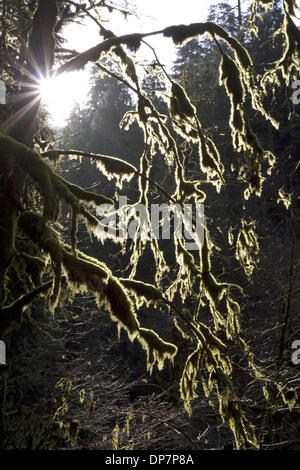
[103,276,140,339]
[94,153,136,188]
[0,133,113,230]
[197,322,227,353]
[277,187,292,209]
[180,345,202,415]
[138,327,177,373]
[226,297,241,339]
[0,132,59,220]
[18,212,110,313]
[198,134,224,191]
[62,244,108,283]
[235,220,259,279]
[177,240,201,280]
[119,278,163,308]
[163,22,252,78]
[178,179,206,203]
[219,52,245,150]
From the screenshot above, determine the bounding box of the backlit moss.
[138,327,177,373]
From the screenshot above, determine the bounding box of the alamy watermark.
[0,79,6,104]
[291,80,300,104]
[96,196,204,250]
[291,339,300,365]
[0,340,6,365]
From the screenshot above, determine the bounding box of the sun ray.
[2,94,42,132]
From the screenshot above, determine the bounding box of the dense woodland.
[0,0,299,451]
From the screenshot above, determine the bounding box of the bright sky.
[41,0,247,127]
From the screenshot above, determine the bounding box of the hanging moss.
[169,82,196,120]
[138,327,177,373]
[103,276,140,340]
[178,240,201,280]
[111,44,139,86]
[168,81,199,143]
[163,22,253,81]
[57,29,141,89]
[166,238,201,301]
[168,78,225,194]
[62,243,109,283]
[111,423,120,450]
[180,329,232,416]
[219,52,245,151]
[93,153,136,188]
[58,39,115,73]
[202,269,227,309]
[119,278,163,308]
[258,0,274,7]
[197,322,227,353]
[262,12,300,84]
[226,297,241,340]
[18,212,109,313]
[0,132,118,264]
[198,132,224,191]
[171,119,199,143]
[277,187,292,209]
[163,23,209,44]
[123,33,142,53]
[235,220,259,279]
[180,328,258,449]
[180,345,202,415]
[176,176,206,204]
[18,212,63,312]
[18,212,144,341]
[200,230,227,326]
[222,400,258,450]
[225,36,252,71]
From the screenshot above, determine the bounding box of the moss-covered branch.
[0,132,115,283]
[17,212,177,370]
[42,148,177,203]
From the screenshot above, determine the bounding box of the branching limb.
[0,280,53,336]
